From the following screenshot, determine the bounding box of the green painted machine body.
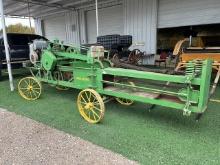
[31,41,213,115]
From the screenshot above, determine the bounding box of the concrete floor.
[0,108,137,165]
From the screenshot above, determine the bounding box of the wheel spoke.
[28,91,32,98]
[88,110,91,119]
[81,95,87,103]
[19,87,29,90]
[33,90,40,94]
[80,101,87,105]
[91,109,100,119]
[85,92,90,102]
[92,112,97,121]
[93,106,102,112]
[32,90,39,98]
[32,87,41,90]
[28,78,31,86]
[89,92,92,102]
[24,80,29,86]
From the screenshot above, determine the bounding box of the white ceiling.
[3,0,121,18]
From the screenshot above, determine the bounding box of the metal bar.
[0,0,14,91]
[56,52,88,61]
[95,0,99,37]
[101,90,199,113]
[11,0,75,12]
[103,68,201,85]
[27,0,32,29]
[198,59,213,111]
[2,60,30,65]
[102,80,186,96]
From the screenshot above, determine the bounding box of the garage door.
[86,5,124,44]
[158,0,220,28]
[43,14,66,42]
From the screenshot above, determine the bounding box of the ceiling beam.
[11,0,75,11]
[31,6,63,17]
[46,0,63,4]
[63,0,93,7]
[35,9,66,18]
[3,1,15,8]
[5,3,28,14]
[13,4,40,16]
[77,0,122,10]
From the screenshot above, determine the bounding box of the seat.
[155,51,168,67]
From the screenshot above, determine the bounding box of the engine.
[29,40,48,64]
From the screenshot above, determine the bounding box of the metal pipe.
[189,26,192,46]
[95,0,99,37]
[0,0,14,91]
[27,0,32,30]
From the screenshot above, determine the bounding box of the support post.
[189,26,193,46]
[95,0,99,37]
[0,0,14,91]
[27,0,32,30]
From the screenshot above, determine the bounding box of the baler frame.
[18,40,213,124]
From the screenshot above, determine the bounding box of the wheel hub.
[85,102,94,110]
[28,85,33,91]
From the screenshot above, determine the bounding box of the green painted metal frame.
[31,41,213,116]
[101,60,213,114]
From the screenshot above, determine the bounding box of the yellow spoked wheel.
[115,81,135,106]
[77,89,105,124]
[115,98,134,106]
[18,77,42,101]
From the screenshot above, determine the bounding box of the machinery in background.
[0,33,47,80]
[97,34,155,65]
[18,40,213,124]
[173,38,220,95]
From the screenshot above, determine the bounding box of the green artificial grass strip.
[0,71,219,164]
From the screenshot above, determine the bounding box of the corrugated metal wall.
[38,0,157,54]
[123,0,158,54]
[65,11,80,45]
[86,5,124,44]
[34,18,43,36]
[42,12,80,45]
[43,13,66,42]
[38,0,158,54]
[158,0,220,28]
[79,10,87,44]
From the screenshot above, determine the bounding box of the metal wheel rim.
[115,98,134,106]
[115,81,135,106]
[18,77,42,101]
[77,89,105,124]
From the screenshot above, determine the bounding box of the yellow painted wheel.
[18,77,41,101]
[115,98,134,106]
[115,81,135,106]
[77,89,105,124]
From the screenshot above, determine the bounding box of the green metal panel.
[41,50,57,71]
[29,40,213,116]
[103,68,201,85]
[198,59,213,112]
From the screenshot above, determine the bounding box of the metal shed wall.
[86,5,124,44]
[158,0,220,28]
[34,18,43,36]
[43,13,66,42]
[123,0,158,54]
[36,0,158,54]
[65,11,80,45]
[42,11,80,45]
